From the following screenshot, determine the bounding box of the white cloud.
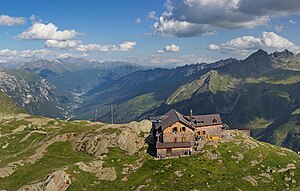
[0,49,51,59]
[148,11,158,20]
[118,41,136,51]
[221,36,264,54]
[275,24,284,32]
[208,44,220,50]
[76,41,136,52]
[0,59,7,63]
[0,15,26,26]
[29,15,42,24]
[158,44,180,53]
[57,53,88,59]
[77,44,110,52]
[289,19,296,24]
[58,53,74,59]
[209,31,300,54]
[45,40,81,49]
[149,54,214,66]
[135,17,142,23]
[153,0,300,37]
[19,22,81,40]
[153,17,214,37]
[261,32,298,51]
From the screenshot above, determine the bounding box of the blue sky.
[0,0,300,66]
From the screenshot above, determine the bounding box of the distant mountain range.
[0,58,145,119]
[75,49,300,152]
[1,50,300,151]
[0,68,66,118]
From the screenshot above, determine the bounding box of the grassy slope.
[166,71,233,105]
[0,115,300,191]
[164,66,300,152]
[0,90,24,115]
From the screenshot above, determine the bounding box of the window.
[182,127,186,132]
[159,135,163,142]
[197,131,200,136]
[202,131,206,135]
[172,127,178,133]
[174,138,177,143]
[182,137,186,142]
[212,119,217,123]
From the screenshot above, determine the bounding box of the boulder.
[17,170,71,191]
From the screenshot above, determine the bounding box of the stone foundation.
[157,147,191,158]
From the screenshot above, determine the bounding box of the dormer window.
[212,119,217,123]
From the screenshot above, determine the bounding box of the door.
[166,148,172,156]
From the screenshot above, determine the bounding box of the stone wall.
[163,122,194,143]
[195,125,222,140]
[157,147,190,157]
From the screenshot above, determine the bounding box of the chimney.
[189,109,193,122]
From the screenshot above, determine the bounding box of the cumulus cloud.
[153,0,300,37]
[148,11,158,20]
[19,22,81,40]
[76,41,136,52]
[209,31,300,54]
[118,41,137,51]
[158,44,180,53]
[153,17,215,37]
[45,40,81,49]
[0,49,51,59]
[0,14,26,26]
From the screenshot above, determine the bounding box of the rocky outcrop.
[203,150,221,160]
[277,163,296,173]
[0,166,16,179]
[243,175,258,186]
[17,170,71,191]
[76,161,117,181]
[231,152,244,163]
[75,120,152,156]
